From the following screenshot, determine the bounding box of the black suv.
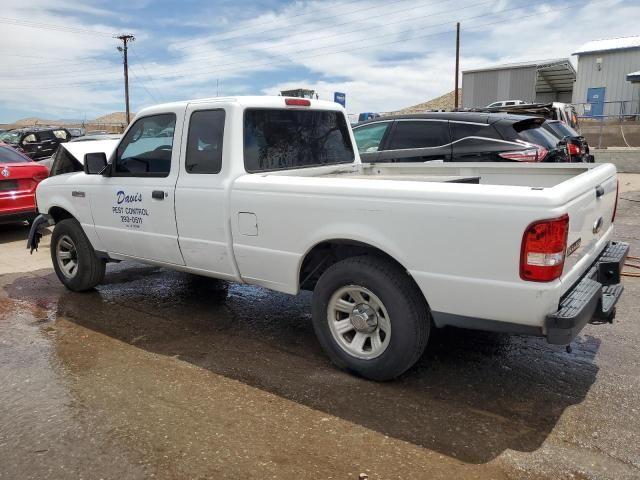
[0,126,71,160]
[352,112,571,163]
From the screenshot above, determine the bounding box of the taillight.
[567,143,580,156]
[499,145,548,162]
[285,98,311,107]
[520,214,569,282]
[612,179,619,222]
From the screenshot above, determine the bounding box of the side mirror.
[84,152,108,175]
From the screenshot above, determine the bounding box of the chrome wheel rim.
[56,234,78,279]
[327,285,391,360]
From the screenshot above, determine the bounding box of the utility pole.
[454,22,460,110]
[116,34,135,124]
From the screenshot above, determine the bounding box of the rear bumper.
[546,241,629,344]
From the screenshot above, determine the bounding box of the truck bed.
[266,162,595,188]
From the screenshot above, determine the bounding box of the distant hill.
[93,112,132,124]
[8,111,134,128]
[13,117,57,126]
[393,89,462,114]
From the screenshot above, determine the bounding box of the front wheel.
[311,256,430,381]
[51,218,105,292]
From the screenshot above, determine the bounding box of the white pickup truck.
[28,96,628,380]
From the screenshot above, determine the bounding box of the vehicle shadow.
[6,265,601,464]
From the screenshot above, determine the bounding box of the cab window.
[353,122,390,153]
[185,109,225,174]
[244,109,354,172]
[115,114,176,177]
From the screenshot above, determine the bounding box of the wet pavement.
[1,175,640,479]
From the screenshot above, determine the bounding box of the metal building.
[572,36,640,118]
[461,59,576,108]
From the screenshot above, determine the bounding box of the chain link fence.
[575,100,640,148]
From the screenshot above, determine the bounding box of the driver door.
[88,110,185,265]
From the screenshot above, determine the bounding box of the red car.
[0,143,49,224]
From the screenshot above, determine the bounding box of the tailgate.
[560,173,617,292]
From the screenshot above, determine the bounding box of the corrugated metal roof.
[627,70,640,82]
[573,35,640,55]
[462,58,573,74]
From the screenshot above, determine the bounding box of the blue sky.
[1,0,639,122]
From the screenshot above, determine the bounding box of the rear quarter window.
[244,109,354,172]
[387,121,450,149]
[451,122,502,141]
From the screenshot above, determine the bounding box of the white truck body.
[30,96,627,380]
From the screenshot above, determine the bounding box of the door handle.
[595,185,605,198]
[152,190,166,200]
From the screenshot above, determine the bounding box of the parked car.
[486,100,527,107]
[0,126,71,160]
[358,112,380,122]
[28,96,627,381]
[483,102,580,130]
[353,112,570,163]
[543,120,594,163]
[0,142,49,224]
[67,127,86,138]
[69,133,121,143]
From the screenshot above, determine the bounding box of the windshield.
[244,109,354,172]
[0,131,21,145]
[0,145,30,163]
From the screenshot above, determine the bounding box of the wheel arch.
[298,238,428,304]
[48,205,75,223]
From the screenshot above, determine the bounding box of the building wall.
[462,66,537,108]
[572,49,640,116]
[535,91,573,103]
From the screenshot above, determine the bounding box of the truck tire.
[311,255,430,381]
[51,218,106,292]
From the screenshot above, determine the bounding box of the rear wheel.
[51,218,105,292]
[312,256,430,381]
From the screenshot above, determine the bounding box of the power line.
[0,2,584,91]
[128,68,160,104]
[2,0,514,83]
[169,0,415,50]
[129,46,165,102]
[0,16,114,37]
[127,0,551,82]
[139,1,586,83]
[144,0,462,69]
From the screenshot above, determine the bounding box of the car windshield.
[0,145,30,163]
[0,131,21,144]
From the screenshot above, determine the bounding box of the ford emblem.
[1,167,9,178]
[593,216,604,234]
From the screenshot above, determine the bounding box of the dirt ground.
[0,174,639,480]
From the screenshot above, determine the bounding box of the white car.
[486,100,527,107]
[28,96,628,380]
